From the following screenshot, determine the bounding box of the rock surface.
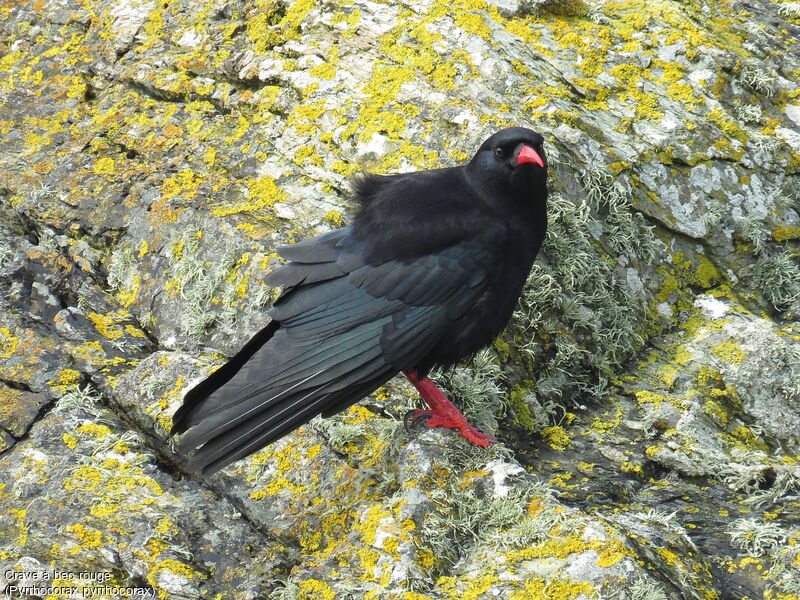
[0,0,799,598]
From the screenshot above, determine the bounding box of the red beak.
[516,144,544,168]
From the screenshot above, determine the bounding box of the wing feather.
[276,228,351,263]
[264,260,344,289]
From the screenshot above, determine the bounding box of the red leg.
[404,370,496,447]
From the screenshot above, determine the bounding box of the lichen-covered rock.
[0,0,798,597]
[0,388,285,598]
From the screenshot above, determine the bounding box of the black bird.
[172,126,548,475]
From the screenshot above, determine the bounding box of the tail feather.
[177,329,386,450]
[186,384,327,473]
[203,369,394,474]
[174,317,395,474]
[171,320,280,436]
[176,365,327,453]
[185,353,394,474]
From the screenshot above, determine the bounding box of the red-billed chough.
[172,126,548,474]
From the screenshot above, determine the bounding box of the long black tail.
[171,320,281,436]
[171,318,395,475]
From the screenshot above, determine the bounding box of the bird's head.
[467,126,548,206]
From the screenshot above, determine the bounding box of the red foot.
[404,370,497,447]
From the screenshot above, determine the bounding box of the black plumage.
[172,126,549,474]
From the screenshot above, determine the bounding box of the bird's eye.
[494,147,504,159]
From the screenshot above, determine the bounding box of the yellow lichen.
[124,324,148,338]
[324,210,345,227]
[8,508,28,545]
[50,368,82,394]
[117,274,141,308]
[298,579,336,600]
[87,311,128,340]
[249,442,309,498]
[773,225,800,242]
[211,176,285,218]
[620,460,642,475]
[309,63,336,80]
[92,156,115,175]
[549,472,576,489]
[540,426,572,450]
[294,144,324,166]
[76,423,112,439]
[711,341,745,365]
[591,402,624,434]
[161,168,207,202]
[509,577,594,600]
[729,425,766,451]
[147,559,200,595]
[695,255,722,288]
[0,327,18,358]
[656,546,682,567]
[65,523,104,553]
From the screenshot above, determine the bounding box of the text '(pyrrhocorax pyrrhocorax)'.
[172,126,549,475]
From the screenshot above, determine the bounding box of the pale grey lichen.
[54,385,105,417]
[741,217,770,255]
[268,582,301,600]
[736,65,776,97]
[602,575,671,600]
[0,239,14,268]
[733,101,763,124]
[778,2,800,20]
[106,244,138,292]
[510,180,655,413]
[727,517,787,557]
[419,470,548,567]
[699,198,726,230]
[169,229,244,339]
[751,252,800,313]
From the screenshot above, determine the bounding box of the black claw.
[404,410,433,430]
